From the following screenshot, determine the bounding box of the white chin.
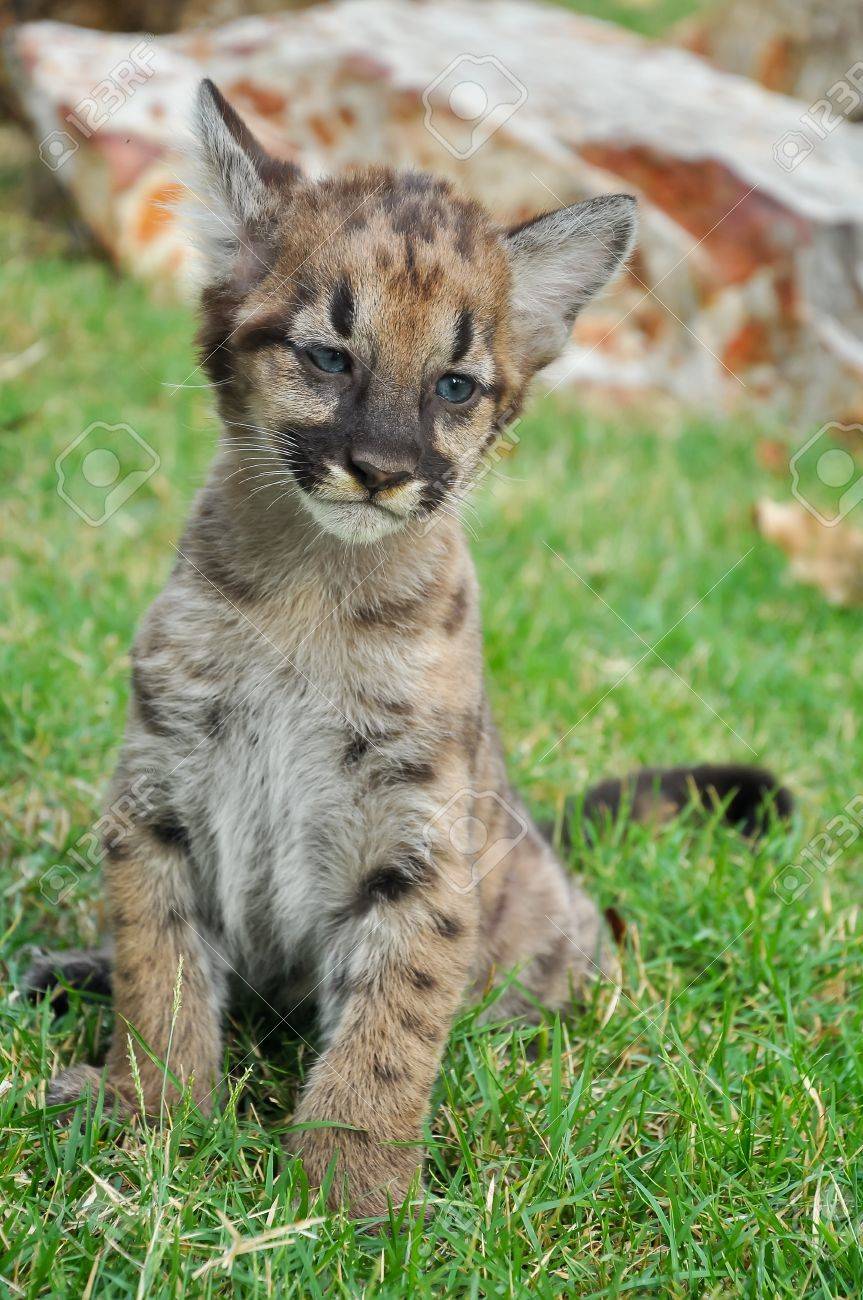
[301,494,405,544]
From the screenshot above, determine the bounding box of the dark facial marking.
[403,236,421,291]
[453,209,477,260]
[388,199,436,243]
[451,309,474,364]
[329,278,355,338]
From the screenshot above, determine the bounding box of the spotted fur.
[31,82,784,1219]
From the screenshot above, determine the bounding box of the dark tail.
[579,763,793,839]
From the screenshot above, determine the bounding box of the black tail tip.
[581,763,793,839]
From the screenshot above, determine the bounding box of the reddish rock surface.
[6,0,863,419]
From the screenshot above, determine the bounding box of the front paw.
[288,1122,422,1219]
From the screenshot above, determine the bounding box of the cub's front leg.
[48,803,225,1118]
[289,852,479,1218]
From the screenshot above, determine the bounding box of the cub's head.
[189,80,635,544]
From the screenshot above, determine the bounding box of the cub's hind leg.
[476,816,616,1021]
[48,809,226,1118]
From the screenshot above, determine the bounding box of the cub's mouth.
[295,464,425,543]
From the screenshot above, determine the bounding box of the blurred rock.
[7,0,307,36]
[684,0,863,120]
[6,0,863,419]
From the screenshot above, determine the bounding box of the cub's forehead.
[269,170,512,345]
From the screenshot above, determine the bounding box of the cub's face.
[191,81,636,544]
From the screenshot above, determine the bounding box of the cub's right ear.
[506,194,637,375]
[185,79,299,289]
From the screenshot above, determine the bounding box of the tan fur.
[38,81,638,1218]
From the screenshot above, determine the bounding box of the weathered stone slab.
[6,0,863,417]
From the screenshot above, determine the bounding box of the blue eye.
[306,345,350,374]
[436,373,476,404]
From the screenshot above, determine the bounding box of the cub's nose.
[347,452,415,493]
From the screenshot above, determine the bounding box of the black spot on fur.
[363,866,416,905]
[533,934,568,981]
[443,582,469,635]
[353,595,424,628]
[132,666,172,738]
[418,450,457,515]
[389,199,436,243]
[373,1057,404,1084]
[329,278,355,338]
[398,1008,439,1042]
[354,853,429,915]
[381,758,436,786]
[408,967,435,991]
[206,701,226,741]
[453,210,477,259]
[402,236,421,290]
[344,732,371,766]
[431,911,462,940]
[103,832,132,863]
[376,697,413,718]
[148,813,190,853]
[343,209,368,234]
[462,703,483,760]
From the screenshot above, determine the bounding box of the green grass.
[556,0,707,38]
[2,117,863,1296]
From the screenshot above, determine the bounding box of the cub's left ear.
[505,194,637,373]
